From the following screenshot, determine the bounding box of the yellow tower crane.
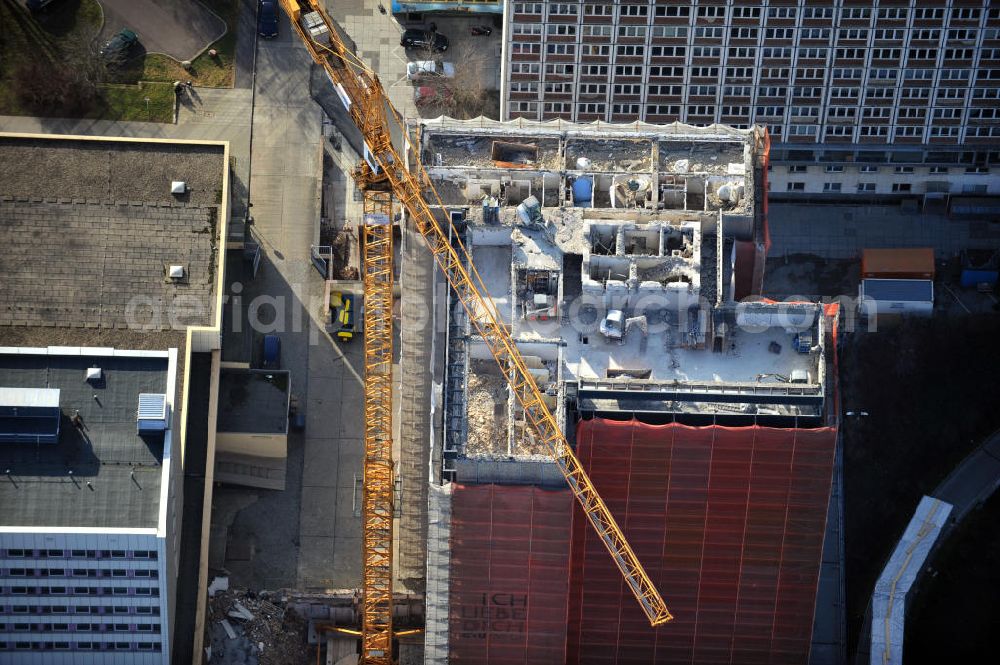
[279,2,674,662]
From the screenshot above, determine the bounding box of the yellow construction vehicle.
[330,290,357,342]
[278,2,673,662]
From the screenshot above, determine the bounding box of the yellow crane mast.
[278,3,674,661]
[358,186,395,665]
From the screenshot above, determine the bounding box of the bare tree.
[15,33,106,115]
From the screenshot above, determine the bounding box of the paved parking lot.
[98,0,225,61]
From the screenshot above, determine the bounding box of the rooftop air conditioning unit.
[137,393,169,434]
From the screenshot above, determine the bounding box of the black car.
[400,28,448,53]
[100,28,138,62]
[258,0,278,39]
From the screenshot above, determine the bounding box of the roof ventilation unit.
[86,367,102,383]
[171,181,187,195]
[168,265,185,280]
[136,393,169,434]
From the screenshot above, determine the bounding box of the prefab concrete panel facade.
[0,530,170,664]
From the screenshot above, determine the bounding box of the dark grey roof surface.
[862,278,934,302]
[217,369,289,434]
[0,352,169,529]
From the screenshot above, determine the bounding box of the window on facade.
[724,85,752,96]
[933,108,962,119]
[929,167,950,174]
[801,28,830,40]
[652,26,688,39]
[651,46,687,57]
[545,63,574,76]
[878,7,907,20]
[619,25,647,39]
[513,2,542,13]
[762,47,791,58]
[802,7,833,18]
[651,66,684,78]
[646,104,680,116]
[823,183,843,192]
[838,29,867,41]
[621,4,647,16]
[656,5,690,17]
[547,24,576,37]
[930,127,961,138]
[788,125,818,137]
[768,7,797,19]
[765,28,794,40]
[952,8,981,21]
[613,84,642,95]
[695,26,723,39]
[548,3,578,16]
[546,44,576,56]
[901,88,930,100]
[543,102,571,114]
[732,7,760,19]
[612,104,641,115]
[512,23,541,36]
[583,65,607,76]
[581,25,611,37]
[914,8,943,20]
[836,48,865,59]
[731,27,757,40]
[892,184,912,192]
[788,165,807,173]
[617,45,645,57]
[787,182,805,192]
[578,103,606,115]
[648,84,682,96]
[691,46,721,58]
[584,4,612,16]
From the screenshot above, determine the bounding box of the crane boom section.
[279,0,672,628]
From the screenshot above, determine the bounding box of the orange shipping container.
[861,248,935,280]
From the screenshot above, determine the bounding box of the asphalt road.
[98,0,225,61]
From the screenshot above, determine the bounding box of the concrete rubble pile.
[206,588,308,665]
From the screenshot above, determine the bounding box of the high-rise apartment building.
[501,0,1000,201]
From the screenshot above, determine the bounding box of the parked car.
[406,60,455,81]
[100,28,138,62]
[258,0,279,39]
[414,85,452,107]
[400,28,448,52]
[261,335,281,369]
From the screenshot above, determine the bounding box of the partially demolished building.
[418,118,839,664]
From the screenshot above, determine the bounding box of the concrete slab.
[300,439,342,488]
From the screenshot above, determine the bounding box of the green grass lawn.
[91,81,175,122]
[112,0,239,88]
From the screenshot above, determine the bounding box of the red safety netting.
[449,484,573,664]
[566,421,837,665]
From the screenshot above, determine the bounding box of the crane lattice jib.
[279,0,672,629]
[360,191,395,665]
